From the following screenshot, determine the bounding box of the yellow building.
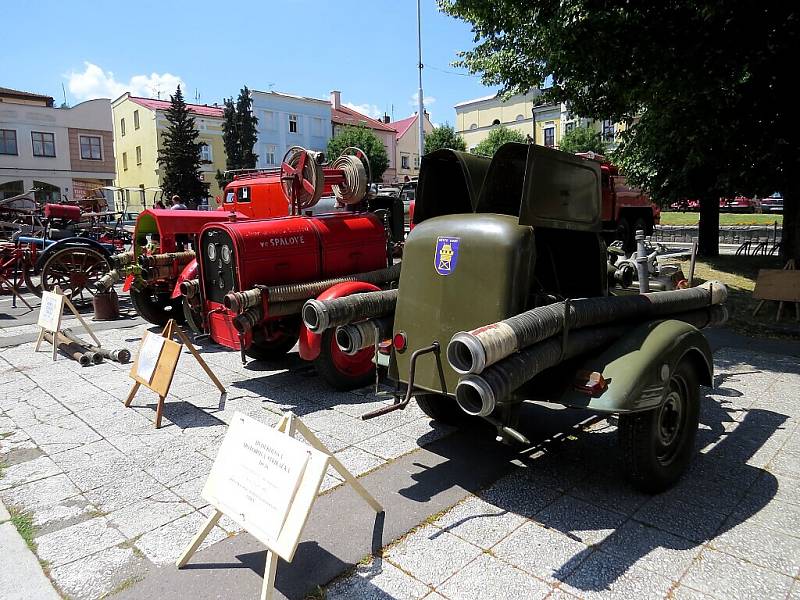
[111,92,226,213]
[392,111,433,181]
[455,90,624,152]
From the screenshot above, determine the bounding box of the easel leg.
[52,331,58,361]
[124,382,141,407]
[174,327,226,393]
[293,419,383,513]
[155,395,165,428]
[35,328,45,352]
[175,510,223,568]
[260,550,279,600]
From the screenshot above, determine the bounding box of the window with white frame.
[265,144,277,166]
[31,131,56,157]
[0,129,17,155]
[602,120,615,141]
[134,110,140,130]
[565,122,576,135]
[120,118,126,136]
[401,155,410,169]
[200,143,212,163]
[414,155,420,168]
[543,127,555,147]
[289,114,299,133]
[135,146,142,165]
[79,135,102,160]
[122,152,128,171]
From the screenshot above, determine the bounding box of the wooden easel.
[125,318,225,428]
[753,259,800,322]
[176,412,383,600]
[35,287,100,361]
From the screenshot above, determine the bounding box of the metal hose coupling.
[139,251,195,268]
[180,278,200,298]
[94,269,120,292]
[335,316,394,355]
[448,322,517,375]
[111,250,134,269]
[232,306,264,333]
[302,288,399,334]
[224,287,264,313]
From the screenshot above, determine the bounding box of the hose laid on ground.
[447,281,727,375]
[454,305,728,417]
[224,262,401,313]
[303,288,398,334]
[335,316,394,355]
[61,328,131,363]
[42,331,96,366]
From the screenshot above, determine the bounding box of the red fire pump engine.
[187,146,401,389]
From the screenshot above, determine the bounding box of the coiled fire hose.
[331,154,368,205]
[335,316,394,355]
[223,262,401,313]
[281,146,325,209]
[303,288,398,334]
[447,281,727,375]
[454,305,729,417]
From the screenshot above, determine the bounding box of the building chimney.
[383,114,391,124]
[330,90,341,110]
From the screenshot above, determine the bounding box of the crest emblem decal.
[434,237,460,276]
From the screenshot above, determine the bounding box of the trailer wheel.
[40,246,110,301]
[314,329,374,391]
[416,393,465,425]
[129,286,178,327]
[618,360,700,493]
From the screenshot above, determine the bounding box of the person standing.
[170,194,188,210]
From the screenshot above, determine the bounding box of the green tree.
[471,125,526,157]
[424,123,467,154]
[216,86,259,190]
[158,85,208,207]
[441,1,799,259]
[558,125,606,155]
[327,125,389,182]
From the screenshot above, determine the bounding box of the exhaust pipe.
[303,288,398,334]
[447,281,727,375]
[454,306,728,416]
[335,317,394,355]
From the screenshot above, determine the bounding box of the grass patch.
[101,575,144,599]
[304,585,326,600]
[661,212,783,227]
[678,255,800,339]
[9,508,37,553]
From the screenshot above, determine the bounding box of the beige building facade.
[393,111,433,181]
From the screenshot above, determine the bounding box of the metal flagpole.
[417,0,425,158]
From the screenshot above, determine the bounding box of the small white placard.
[203,412,311,546]
[38,291,64,332]
[136,332,166,383]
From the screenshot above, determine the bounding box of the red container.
[44,204,82,221]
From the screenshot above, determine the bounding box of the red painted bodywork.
[200,212,388,351]
[219,172,290,220]
[598,164,659,226]
[171,259,198,299]
[133,209,246,254]
[298,280,381,360]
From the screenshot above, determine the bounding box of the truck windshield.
[224,191,234,204]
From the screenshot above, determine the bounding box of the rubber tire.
[416,393,465,425]
[129,286,175,327]
[618,360,700,494]
[617,217,633,252]
[245,333,299,361]
[313,329,374,391]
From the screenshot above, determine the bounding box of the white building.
[0,87,115,203]
[250,90,331,169]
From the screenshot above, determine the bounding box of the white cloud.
[66,62,185,101]
[410,91,436,106]
[343,101,382,119]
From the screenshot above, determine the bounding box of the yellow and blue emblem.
[434,236,460,276]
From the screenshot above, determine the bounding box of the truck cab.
[220,171,291,219]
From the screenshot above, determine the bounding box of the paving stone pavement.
[0,322,450,599]
[326,347,800,600]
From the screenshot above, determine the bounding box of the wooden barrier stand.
[753,259,800,322]
[35,287,100,361]
[125,318,225,428]
[177,411,383,600]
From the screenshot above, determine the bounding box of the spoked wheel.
[619,360,700,493]
[280,146,324,210]
[40,247,110,302]
[314,329,375,391]
[182,295,205,334]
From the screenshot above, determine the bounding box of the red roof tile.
[331,105,396,133]
[129,96,224,118]
[392,114,419,139]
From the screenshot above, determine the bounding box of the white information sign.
[202,412,312,546]
[37,291,65,332]
[136,332,166,383]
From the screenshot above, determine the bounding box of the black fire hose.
[448,281,727,375]
[232,301,305,333]
[454,305,728,417]
[335,316,395,355]
[303,289,398,334]
[224,262,402,313]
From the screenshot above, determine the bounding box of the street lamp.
[417,0,425,158]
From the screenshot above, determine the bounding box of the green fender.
[557,319,713,413]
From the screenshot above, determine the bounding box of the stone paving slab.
[0,321,461,599]
[324,346,800,599]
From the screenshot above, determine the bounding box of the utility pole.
[416,0,425,157]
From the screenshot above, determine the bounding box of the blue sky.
[0,0,496,126]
